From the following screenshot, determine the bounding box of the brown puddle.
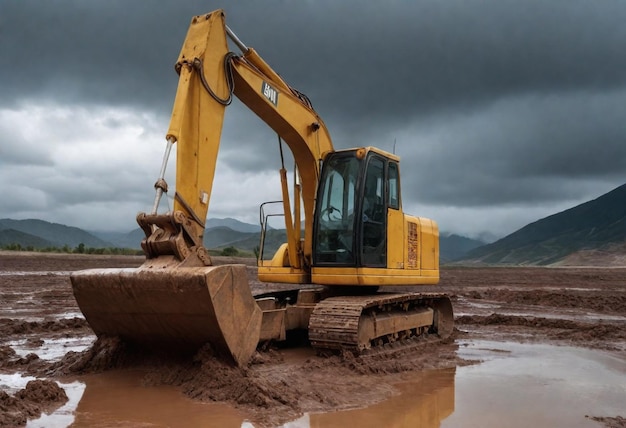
[46,370,246,427]
[26,342,626,428]
[307,368,455,427]
[443,340,626,428]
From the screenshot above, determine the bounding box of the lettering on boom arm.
[262,82,278,106]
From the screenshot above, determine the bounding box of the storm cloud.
[1,0,625,239]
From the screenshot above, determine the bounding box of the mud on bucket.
[70,264,262,366]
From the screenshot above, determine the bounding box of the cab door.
[359,155,387,267]
[313,153,359,265]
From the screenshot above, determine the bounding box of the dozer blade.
[70,264,262,366]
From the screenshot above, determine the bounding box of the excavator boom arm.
[164,10,333,267]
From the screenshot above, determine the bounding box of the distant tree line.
[1,242,144,256]
[209,246,256,258]
[2,242,255,258]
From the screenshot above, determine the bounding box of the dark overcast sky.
[1,0,625,240]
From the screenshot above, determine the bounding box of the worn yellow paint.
[167,12,230,234]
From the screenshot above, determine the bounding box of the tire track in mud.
[457,313,626,346]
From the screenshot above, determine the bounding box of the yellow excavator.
[70,10,453,366]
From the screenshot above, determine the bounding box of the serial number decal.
[407,221,418,268]
[262,81,278,106]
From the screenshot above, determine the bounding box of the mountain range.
[3,182,625,266]
[0,216,483,261]
[0,219,112,249]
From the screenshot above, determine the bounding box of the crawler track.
[308,292,453,353]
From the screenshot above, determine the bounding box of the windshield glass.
[314,154,360,264]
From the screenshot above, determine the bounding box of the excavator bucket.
[70,264,262,366]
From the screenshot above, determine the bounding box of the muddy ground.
[0,251,625,427]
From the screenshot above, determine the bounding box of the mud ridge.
[467,289,626,313]
[0,379,67,427]
[0,317,89,339]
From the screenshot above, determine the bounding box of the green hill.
[90,228,144,250]
[0,229,54,248]
[0,218,113,249]
[204,226,257,249]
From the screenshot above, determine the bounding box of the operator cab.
[313,147,400,268]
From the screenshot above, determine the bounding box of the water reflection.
[70,370,245,427]
[307,368,455,428]
[36,367,455,428]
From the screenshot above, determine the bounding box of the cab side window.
[361,156,386,266]
[388,162,399,210]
